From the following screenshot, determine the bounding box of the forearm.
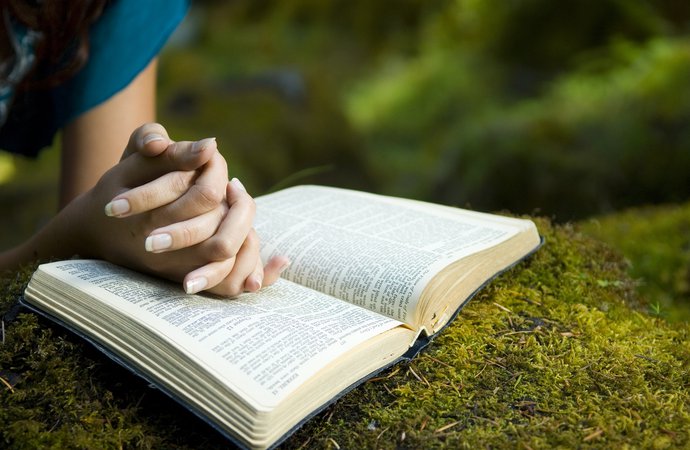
[0,129,288,295]
[1,61,158,270]
[60,59,157,206]
[0,196,86,271]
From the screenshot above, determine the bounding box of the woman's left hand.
[62,123,288,296]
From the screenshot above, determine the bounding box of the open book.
[23,185,541,450]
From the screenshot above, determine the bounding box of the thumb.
[122,122,173,160]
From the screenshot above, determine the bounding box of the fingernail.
[142,133,165,146]
[145,233,173,253]
[185,277,208,295]
[192,137,216,153]
[230,177,246,192]
[104,199,130,217]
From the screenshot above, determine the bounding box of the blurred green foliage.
[0,145,59,250]
[3,0,688,231]
[160,0,690,219]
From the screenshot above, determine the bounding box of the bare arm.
[0,60,157,269]
[59,59,157,205]
[1,58,288,294]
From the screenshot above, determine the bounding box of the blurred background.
[2,0,690,250]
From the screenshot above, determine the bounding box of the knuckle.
[191,184,223,210]
[235,194,256,216]
[212,151,226,164]
[218,201,230,219]
[171,171,192,194]
[137,188,159,211]
[179,224,195,247]
[227,279,245,297]
[207,238,236,261]
[244,229,258,248]
[217,276,243,297]
[228,286,244,297]
[247,196,256,213]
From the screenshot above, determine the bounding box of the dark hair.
[2,0,108,88]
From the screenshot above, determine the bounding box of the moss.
[282,219,689,449]
[2,219,689,449]
[580,201,690,322]
[0,265,226,449]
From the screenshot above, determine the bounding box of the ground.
[1,209,689,449]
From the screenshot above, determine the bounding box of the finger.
[183,258,234,296]
[112,137,218,189]
[163,138,218,172]
[104,139,221,217]
[244,258,264,293]
[196,179,255,262]
[183,227,263,297]
[149,151,228,223]
[183,247,290,295]
[206,230,262,297]
[104,170,196,218]
[144,204,227,253]
[122,122,173,160]
[261,255,291,287]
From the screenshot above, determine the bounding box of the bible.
[23,185,541,449]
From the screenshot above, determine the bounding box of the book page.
[255,186,533,324]
[35,260,403,410]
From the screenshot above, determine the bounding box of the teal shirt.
[0,0,189,156]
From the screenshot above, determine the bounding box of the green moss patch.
[2,219,689,449]
[581,201,690,322]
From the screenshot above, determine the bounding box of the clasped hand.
[65,123,287,296]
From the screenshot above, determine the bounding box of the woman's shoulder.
[54,0,190,123]
[0,0,189,157]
